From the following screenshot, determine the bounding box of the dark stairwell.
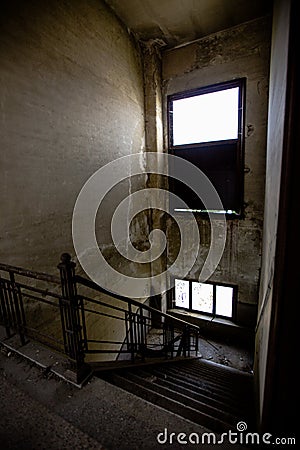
[1,253,257,445]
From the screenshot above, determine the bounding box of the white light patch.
[216,285,233,317]
[172,87,239,145]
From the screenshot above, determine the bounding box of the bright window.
[172,87,239,145]
[174,279,189,309]
[216,285,233,317]
[168,79,245,217]
[174,279,236,319]
[192,282,213,313]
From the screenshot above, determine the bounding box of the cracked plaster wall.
[162,16,272,325]
[0,0,145,275]
[0,0,148,362]
[254,0,291,423]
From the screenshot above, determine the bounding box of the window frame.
[167,78,246,218]
[171,278,238,321]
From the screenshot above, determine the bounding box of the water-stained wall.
[254,0,291,426]
[162,16,272,325]
[0,0,145,274]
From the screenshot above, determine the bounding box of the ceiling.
[105,0,273,49]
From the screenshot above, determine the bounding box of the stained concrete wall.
[254,0,291,425]
[162,16,272,326]
[0,0,145,274]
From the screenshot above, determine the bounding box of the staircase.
[98,357,255,433]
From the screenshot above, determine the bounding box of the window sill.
[167,308,254,345]
[168,308,237,326]
[172,209,243,220]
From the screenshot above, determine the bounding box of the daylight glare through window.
[174,279,235,319]
[172,87,239,146]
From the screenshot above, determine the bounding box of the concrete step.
[136,366,242,416]
[111,372,231,432]
[160,360,253,400]
[124,368,240,425]
[99,357,255,433]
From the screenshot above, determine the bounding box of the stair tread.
[132,366,249,414]
[124,369,241,424]
[97,358,255,433]
[135,364,253,403]
[111,372,234,432]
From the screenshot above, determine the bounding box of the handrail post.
[0,276,12,338]
[9,272,26,345]
[57,253,89,384]
[149,293,163,328]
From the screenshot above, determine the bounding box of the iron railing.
[0,253,200,383]
[0,262,64,351]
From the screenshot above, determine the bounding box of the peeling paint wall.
[141,43,168,308]
[0,0,145,274]
[254,0,291,425]
[162,17,272,324]
[0,0,148,363]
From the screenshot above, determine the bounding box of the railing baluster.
[184,325,187,357]
[57,253,89,384]
[0,279,11,338]
[59,297,68,355]
[140,308,145,362]
[195,331,198,355]
[79,297,88,352]
[128,303,135,362]
[171,323,174,359]
[163,321,167,356]
[134,315,137,355]
[125,310,129,353]
[137,315,140,353]
[6,283,16,328]
[9,272,26,345]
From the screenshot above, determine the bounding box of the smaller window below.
[174,278,235,319]
[216,285,233,317]
[174,279,189,309]
[192,282,213,313]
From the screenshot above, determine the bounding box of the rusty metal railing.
[0,254,200,383]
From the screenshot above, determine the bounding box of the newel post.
[58,253,89,384]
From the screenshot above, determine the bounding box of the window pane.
[172,87,239,145]
[216,285,233,317]
[175,279,189,308]
[192,282,213,313]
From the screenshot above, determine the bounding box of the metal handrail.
[0,262,61,284]
[75,274,200,333]
[0,255,200,383]
[0,263,199,333]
